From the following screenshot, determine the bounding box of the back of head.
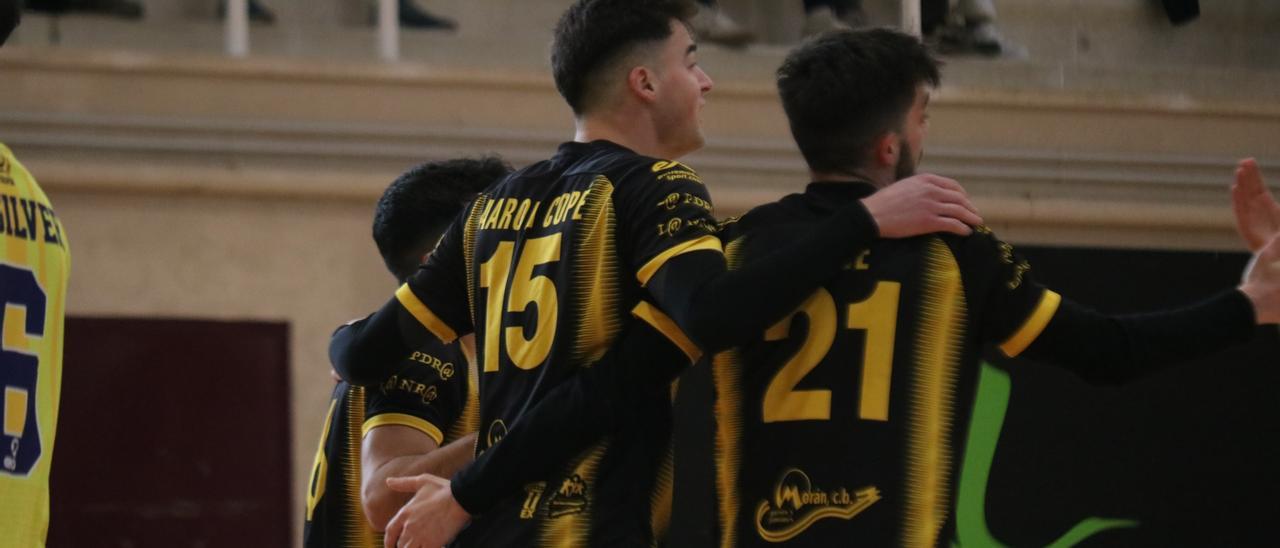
[1,0,20,46]
[552,0,697,116]
[373,156,512,282]
[776,28,940,176]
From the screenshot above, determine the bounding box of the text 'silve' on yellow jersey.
[0,143,71,548]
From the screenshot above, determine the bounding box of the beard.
[894,137,919,180]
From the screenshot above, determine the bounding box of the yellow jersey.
[0,143,70,548]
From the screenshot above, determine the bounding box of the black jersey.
[398,140,720,546]
[304,341,476,548]
[711,181,1079,547]
[712,181,1257,547]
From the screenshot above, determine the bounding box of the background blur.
[1,0,1277,545]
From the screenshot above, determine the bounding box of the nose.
[698,67,714,94]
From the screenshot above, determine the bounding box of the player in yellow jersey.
[0,3,73,546]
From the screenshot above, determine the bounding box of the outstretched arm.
[1013,237,1279,384]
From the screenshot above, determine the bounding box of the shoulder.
[725,192,814,240]
[579,151,703,189]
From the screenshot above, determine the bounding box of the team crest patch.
[486,419,508,449]
[546,474,590,518]
[754,468,880,542]
[651,160,703,184]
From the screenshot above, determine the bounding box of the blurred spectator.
[800,0,866,37]
[693,0,869,47]
[217,0,455,30]
[26,0,141,19]
[1162,0,1199,25]
[691,0,753,47]
[924,0,1023,57]
[218,0,277,25]
[396,0,455,30]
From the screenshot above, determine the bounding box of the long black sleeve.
[647,199,878,352]
[449,313,697,515]
[329,300,434,386]
[1021,289,1257,385]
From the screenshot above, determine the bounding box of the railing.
[222,0,400,60]
[217,0,922,60]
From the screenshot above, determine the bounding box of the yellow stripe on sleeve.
[999,290,1062,358]
[396,284,458,343]
[636,235,724,287]
[631,301,702,364]
[361,413,445,445]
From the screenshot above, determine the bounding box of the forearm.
[654,201,878,351]
[363,434,477,530]
[450,314,695,515]
[1021,289,1257,384]
[330,300,431,386]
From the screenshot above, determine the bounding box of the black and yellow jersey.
[394,140,717,546]
[304,340,477,548]
[711,181,1256,547]
[0,143,70,548]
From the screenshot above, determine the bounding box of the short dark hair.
[777,28,941,175]
[373,156,512,282]
[552,0,697,115]
[0,0,21,47]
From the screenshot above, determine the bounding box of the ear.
[627,65,659,104]
[872,132,899,169]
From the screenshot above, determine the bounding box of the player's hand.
[861,173,983,238]
[383,473,470,548]
[1231,158,1280,252]
[1239,234,1280,325]
[329,368,342,383]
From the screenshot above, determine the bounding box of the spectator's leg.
[956,0,1022,56]
[71,0,143,19]
[805,0,866,27]
[691,0,754,47]
[217,0,275,24]
[957,0,996,24]
[921,0,949,36]
[399,0,456,30]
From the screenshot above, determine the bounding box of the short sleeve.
[613,160,725,287]
[399,207,476,343]
[362,344,469,446]
[962,226,1062,358]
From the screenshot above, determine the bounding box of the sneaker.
[932,21,1026,58]
[691,4,754,48]
[802,6,851,38]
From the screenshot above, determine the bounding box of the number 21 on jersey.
[762,282,900,424]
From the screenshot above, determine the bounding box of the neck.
[810,166,893,188]
[574,107,672,159]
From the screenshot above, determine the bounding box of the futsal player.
[303,158,508,546]
[0,3,73,547]
[328,1,987,545]
[707,29,1280,547]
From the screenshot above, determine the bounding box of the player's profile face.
[651,20,713,159]
[896,84,930,178]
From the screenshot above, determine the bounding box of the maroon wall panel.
[48,317,291,547]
